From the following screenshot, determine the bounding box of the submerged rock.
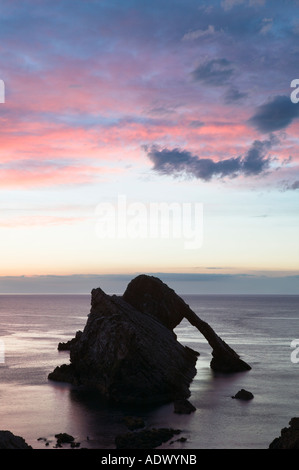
[48,275,251,405]
[0,431,32,449]
[269,418,299,449]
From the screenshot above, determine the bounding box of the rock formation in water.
[269,418,299,449]
[232,389,254,400]
[0,431,32,449]
[123,275,251,373]
[48,275,251,405]
[49,283,198,405]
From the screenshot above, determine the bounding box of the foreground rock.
[48,275,250,405]
[0,431,32,449]
[269,418,299,449]
[115,428,181,449]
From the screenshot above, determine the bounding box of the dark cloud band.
[146,138,276,181]
[248,95,299,133]
[192,58,234,86]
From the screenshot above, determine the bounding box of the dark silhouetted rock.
[55,432,75,444]
[232,389,254,400]
[115,428,181,449]
[290,417,299,430]
[123,275,251,373]
[174,399,196,414]
[58,331,82,351]
[48,363,77,383]
[269,418,299,449]
[49,284,198,405]
[48,275,251,405]
[0,431,32,449]
[123,416,145,431]
[54,432,81,448]
[123,275,185,330]
[37,437,51,447]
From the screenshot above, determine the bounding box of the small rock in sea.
[55,432,75,442]
[174,399,196,414]
[232,389,254,400]
[37,437,51,446]
[54,432,76,447]
[115,428,181,449]
[123,416,145,431]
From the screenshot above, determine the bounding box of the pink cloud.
[0,162,122,189]
[1,48,297,191]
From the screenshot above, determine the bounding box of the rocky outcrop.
[269,418,299,449]
[58,331,82,351]
[48,363,77,383]
[48,275,251,405]
[0,431,32,449]
[123,275,251,373]
[49,284,198,405]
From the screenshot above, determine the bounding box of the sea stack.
[48,275,251,405]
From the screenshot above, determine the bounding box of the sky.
[0,0,298,294]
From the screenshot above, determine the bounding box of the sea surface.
[0,293,299,450]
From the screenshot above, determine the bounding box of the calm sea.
[0,293,299,449]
